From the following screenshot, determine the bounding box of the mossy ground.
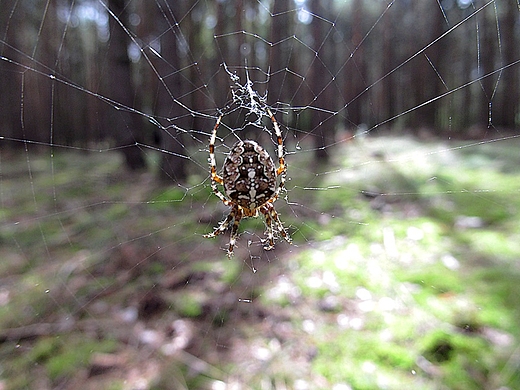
[1,136,519,389]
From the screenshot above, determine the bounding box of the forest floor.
[1,135,520,390]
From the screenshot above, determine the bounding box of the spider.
[204,108,292,257]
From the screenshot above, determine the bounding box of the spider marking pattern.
[204,108,292,257]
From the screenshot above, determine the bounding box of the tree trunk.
[409,1,444,131]
[495,1,518,128]
[107,0,146,170]
[379,1,395,129]
[152,0,188,183]
[268,0,291,106]
[308,0,333,163]
[0,0,22,143]
[345,0,365,128]
[478,7,496,128]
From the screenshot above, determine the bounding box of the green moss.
[170,291,204,318]
[458,229,520,261]
[44,337,117,381]
[3,139,520,389]
[150,188,186,209]
[8,335,118,386]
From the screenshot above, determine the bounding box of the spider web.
[1,0,520,388]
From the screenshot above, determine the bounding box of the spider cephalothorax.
[204,108,292,257]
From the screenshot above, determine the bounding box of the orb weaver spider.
[204,108,291,257]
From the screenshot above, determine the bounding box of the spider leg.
[204,211,233,239]
[208,114,225,193]
[260,205,275,250]
[204,204,243,257]
[261,202,292,250]
[211,185,231,206]
[227,206,243,257]
[267,108,287,182]
[272,208,292,245]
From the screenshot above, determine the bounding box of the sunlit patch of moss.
[469,265,520,331]
[147,261,166,276]
[293,245,370,299]
[420,329,493,390]
[457,229,520,261]
[44,337,117,381]
[168,291,204,318]
[149,187,186,209]
[105,203,129,220]
[0,273,56,329]
[217,258,243,285]
[425,167,517,226]
[155,360,219,390]
[104,382,125,390]
[5,335,117,387]
[313,331,418,390]
[399,264,464,296]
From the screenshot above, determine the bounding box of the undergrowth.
[1,136,519,389]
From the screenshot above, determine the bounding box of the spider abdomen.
[223,140,277,211]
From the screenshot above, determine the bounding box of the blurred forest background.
[2,1,520,389]
[1,0,519,174]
